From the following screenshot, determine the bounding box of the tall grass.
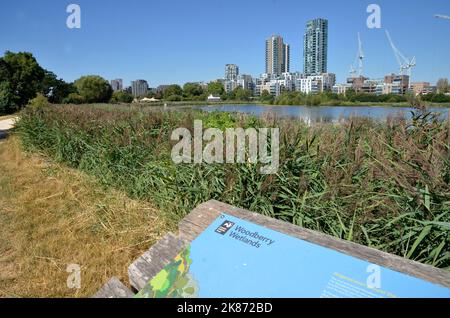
[17,104,450,270]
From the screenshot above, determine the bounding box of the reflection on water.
[194,104,449,123]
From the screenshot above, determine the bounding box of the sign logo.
[215,220,235,235]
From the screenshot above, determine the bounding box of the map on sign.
[135,214,450,298]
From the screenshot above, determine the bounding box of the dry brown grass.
[0,135,174,298]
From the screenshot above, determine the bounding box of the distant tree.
[305,94,321,106]
[62,93,85,104]
[154,91,164,100]
[224,90,235,101]
[183,83,204,99]
[234,87,252,101]
[0,51,46,114]
[420,93,449,103]
[437,78,449,94]
[207,81,224,96]
[163,85,183,100]
[73,75,112,103]
[166,94,182,101]
[110,90,133,104]
[345,88,356,100]
[0,79,14,114]
[40,70,76,104]
[322,91,340,101]
[146,91,156,98]
[27,93,50,111]
[260,90,274,104]
[430,93,450,103]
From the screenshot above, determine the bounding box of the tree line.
[0,51,116,114]
[270,89,450,106]
[0,51,257,114]
[1,50,449,114]
[146,82,252,102]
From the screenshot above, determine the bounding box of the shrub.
[27,93,50,110]
[110,91,133,104]
[63,93,85,104]
[166,94,182,102]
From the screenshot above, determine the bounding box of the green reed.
[17,104,450,270]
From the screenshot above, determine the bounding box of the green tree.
[207,81,224,96]
[234,87,252,101]
[437,78,449,94]
[154,91,164,100]
[163,84,183,100]
[110,91,134,104]
[259,90,274,104]
[224,90,235,101]
[0,80,14,114]
[40,70,76,104]
[63,93,85,104]
[73,75,113,103]
[429,93,450,103]
[166,94,182,101]
[183,83,204,99]
[0,51,46,114]
[27,93,50,111]
[345,88,356,100]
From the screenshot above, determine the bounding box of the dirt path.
[0,117,17,131]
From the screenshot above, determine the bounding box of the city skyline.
[1,0,449,86]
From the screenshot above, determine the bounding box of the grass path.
[0,136,174,297]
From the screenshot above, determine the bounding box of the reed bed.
[17,104,450,270]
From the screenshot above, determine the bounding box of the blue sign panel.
[136,214,450,298]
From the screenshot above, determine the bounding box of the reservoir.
[194,104,449,123]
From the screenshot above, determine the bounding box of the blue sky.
[0,0,449,87]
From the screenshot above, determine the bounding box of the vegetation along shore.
[15,103,450,273]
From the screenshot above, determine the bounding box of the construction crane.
[435,14,450,20]
[349,33,364,78]
[349,65,356,78]
[385,30,416,80]
[357,33,364,77]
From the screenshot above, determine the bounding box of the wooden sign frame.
[94,200,450,297]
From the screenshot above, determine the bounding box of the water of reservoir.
[194,104,449,123]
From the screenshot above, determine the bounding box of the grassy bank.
[16,104,450,271]
[0,136,174,297]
